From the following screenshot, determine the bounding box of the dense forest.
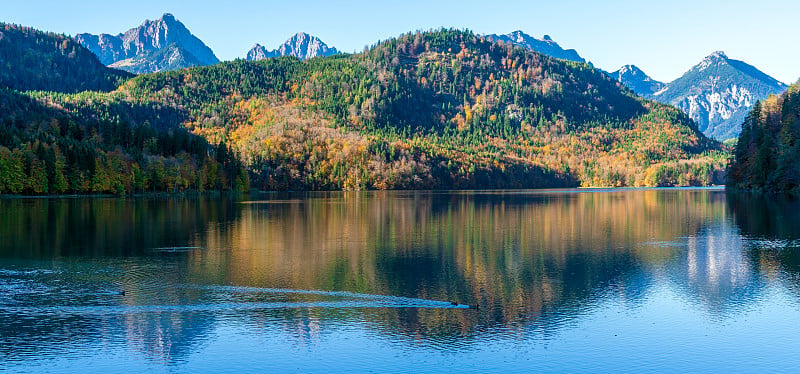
[0,23,131,93]
[116,29,727,190]
[1,25,728,194]
[0,24,248,195]
[0,87,249,195]
[727,82,800,193]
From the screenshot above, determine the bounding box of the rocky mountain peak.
[696,51,730,71]
[135,13,185,36]
[651,52,787,140]
[75,13,219,73]
[708,51,728,60]
[617,65,641,75]
[610,65,664,98]
[246,43,275,61]
[505,30,526,42]
[246,33,340,61]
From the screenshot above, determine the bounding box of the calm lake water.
[2,188,800,373]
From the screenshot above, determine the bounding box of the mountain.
[75,13,219,73]
[120,29,725,190]
[108,43,205,74]
[2,26,727,193]
[485,31,585,63]
[728,82,800,194]
[0,23,130,93]
[652,51,787,140]
[246,32,340,61]
[0,23,244,195]
[610,65,664,97]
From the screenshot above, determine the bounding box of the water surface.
[2,189,800,372]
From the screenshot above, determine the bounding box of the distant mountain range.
[0,24,727,194]
[484,31,586,63]
[75,13,219,73]
[247,32,340,61]
[65,14,797,140]
[606,54,786,140]
[477,31,787,140]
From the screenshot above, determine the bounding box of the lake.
[2,188,800,373]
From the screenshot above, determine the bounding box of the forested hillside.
[116,29,725,190]
[0,88,249,195]
[727,82,800,193]
[0,25,247,195]
[0,23,131,93]
[2,27,728,194]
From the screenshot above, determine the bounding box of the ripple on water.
[747,238,800,250]
[1,265,473,328]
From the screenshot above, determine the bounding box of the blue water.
[2,189,800,372]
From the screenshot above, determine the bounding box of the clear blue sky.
[5,0,799,84]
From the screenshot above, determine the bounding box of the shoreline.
[0,186,729,199]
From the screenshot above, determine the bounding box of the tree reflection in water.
[2,189,800,366]
[727,192,800,298]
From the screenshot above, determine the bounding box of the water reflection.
[191,190,730,339]
[664,222,766,316]
[727,193,800,298]
[1,189,800,371]
[0,197,237,258]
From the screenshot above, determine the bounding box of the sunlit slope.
[119,29,727,189]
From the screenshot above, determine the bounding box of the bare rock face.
[108,43,204,74]
[74,33,125,65]
[245,43,278,61]
[76,13,219,73]
[246,32,340,61]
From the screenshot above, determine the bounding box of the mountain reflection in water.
[1,189,799,372]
